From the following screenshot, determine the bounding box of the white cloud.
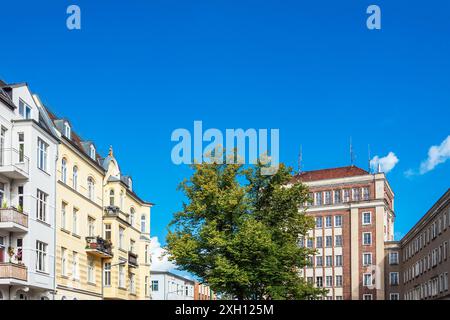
[419,135,450,174]
[150,236,177,272]
[370,152,399,173]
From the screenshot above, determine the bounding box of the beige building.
[46,108,152,300]
[293,166,395,300]
[397,189,450,300]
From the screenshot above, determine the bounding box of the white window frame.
[36,241,47,273]
[37,138,48,172]
[36,190,48,223]
[362,212,372,225]
[363,253,372,266]
[334,215,342,227]
[61,247,67,276]
[363,273,372,287]
[104,262,111,286]
[363,232,372,245]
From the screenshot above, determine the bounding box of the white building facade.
[151,271,194,300]
[0,81,59,300]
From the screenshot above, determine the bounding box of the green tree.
[166,156,325,300]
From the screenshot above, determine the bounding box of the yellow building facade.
[47,109,152,300]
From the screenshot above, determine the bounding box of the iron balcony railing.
[85,236,113,257]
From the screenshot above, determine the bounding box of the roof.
[292,165,370,183]
[151,270,195,284]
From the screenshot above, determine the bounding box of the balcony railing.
[128,251,138,267]
[0,207,28,230]
[0,148,30,179]
[85,236,113,258]
[0,263,28,282]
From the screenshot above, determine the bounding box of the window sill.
[119,248,127,254]
[118,286,127,291]
[37,219,51,227]
[36,270,50,276]
[72,233,81,239]
[61,228,71,234]
[38,168,51,176]
[87,281,97,286]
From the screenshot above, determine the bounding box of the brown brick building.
[293,166,395,300]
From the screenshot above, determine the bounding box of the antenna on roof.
[368,144,371,173]
[298,145,303,174]
[350,137,355,167]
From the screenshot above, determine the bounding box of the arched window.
[61,158,67,183]
[87,177,95,201]
[130,208,135,226]
[141,214,146,233]
[90,144,96,160]
[109,190,115,206]
[72,166,78,190]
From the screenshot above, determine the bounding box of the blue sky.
[1,1,449,271]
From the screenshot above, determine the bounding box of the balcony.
[0,148,29,180]
[0,207,28,232]
[85,236,113,258]
[0,263,27,282]
[128,251,138,268]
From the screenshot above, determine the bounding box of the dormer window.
[18,100,31,119]
[64,122,71,139]
[89,144,96,160]
[128,178,132,190]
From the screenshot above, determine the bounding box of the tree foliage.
[166,156,325,300]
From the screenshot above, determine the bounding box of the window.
[19,100,31,119]
[119,227,125,249]
[315,192,323,206]
[89,144,96,160]
[325,276,333,287]
[335,275,343,287]
[104,224,111,241]
[37,138,48,171]
[363,273,372,287]
[129,273,136,294]
[61,202,67,229]
[145,276,149,296]
[72,208,78,235]
[316,276,323,288]
[335,215,342,227]
[18,186,24,209]
[324,191,331,205]
[343,189,350,202]
[130,208,135,226]
[390,272,399,285]
[120,191,124,209]
[363,232,372,245]
[87,257,95,283]
[334,190,341,204]
[18,133,25,162]
[61,247,67,276]
[362,212,371,225]
[36,190,48,223]
[362,187,370,200]
[141,214,146,233]
[307,238,313,248]
[130,239,135,253]
[352,188,361,201]
[335,235,343,247]
[72,166,78,190]
[87,177,95,201]
[64,122,71,139]
[335,255,343,267]
[316,236,323,248]
[389,252,399,265]
[152,280,159,291]
[315,217,323,228]
[335,296,343,300]
[325,255,333,267]
[88,217,95,237]
[72,251,79,279]
[61,158,67,183]
[325,236,332,247]
[104,262,111,286]
[363,253,372,266]
[119,264,125,288]
[109,190,115,206]
[316,256,323,267]
[145,245,149,264]
[390,293,399,300]
[36,241,47,272]
[325,216,332,228]
[363,294,373,300]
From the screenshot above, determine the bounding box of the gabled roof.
[292,165,370,183]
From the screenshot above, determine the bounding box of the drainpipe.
[53,147,58,300]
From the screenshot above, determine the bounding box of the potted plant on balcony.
[15,248,23,264]
[17,205,23,213]
[8,246,15,263]
[2,200,8,209]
